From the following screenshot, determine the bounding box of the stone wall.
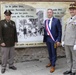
[0,46,65,63]
[15,46,65,62]
[13,46,65,62]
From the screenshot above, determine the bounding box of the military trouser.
[1,47,15,69]
[65,45,76,73]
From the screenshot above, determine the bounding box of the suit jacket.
[0,19,18,47]
[43,17,62,43]
[63,16,76,46]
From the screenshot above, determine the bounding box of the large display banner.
[0,2,74,47]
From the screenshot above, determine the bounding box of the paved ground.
[0,58,68,75]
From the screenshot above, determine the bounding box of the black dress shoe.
[1,69,6,74]
[71,72,76,75]
[9,66,17,70]
[63,70,72,74]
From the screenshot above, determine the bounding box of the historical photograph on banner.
[16,8,46,42]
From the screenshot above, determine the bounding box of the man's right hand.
[1,43,6,46]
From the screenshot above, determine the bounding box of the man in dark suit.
[43,9,62,73]
[0,10,18,74]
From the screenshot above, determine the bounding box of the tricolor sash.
[46,19,55,42]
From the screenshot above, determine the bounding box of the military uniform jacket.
[63,15,76,46]
[0,19,18,47]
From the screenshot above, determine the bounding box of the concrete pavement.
[0,58,68,75]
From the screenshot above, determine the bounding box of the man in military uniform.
[62,4,76,75]
[0,10,18,73]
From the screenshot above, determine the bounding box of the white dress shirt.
[48,17,53,30]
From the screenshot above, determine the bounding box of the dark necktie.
[48,19,50,24]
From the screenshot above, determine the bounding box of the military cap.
[4,10,12,16]
[69,3,76,9]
